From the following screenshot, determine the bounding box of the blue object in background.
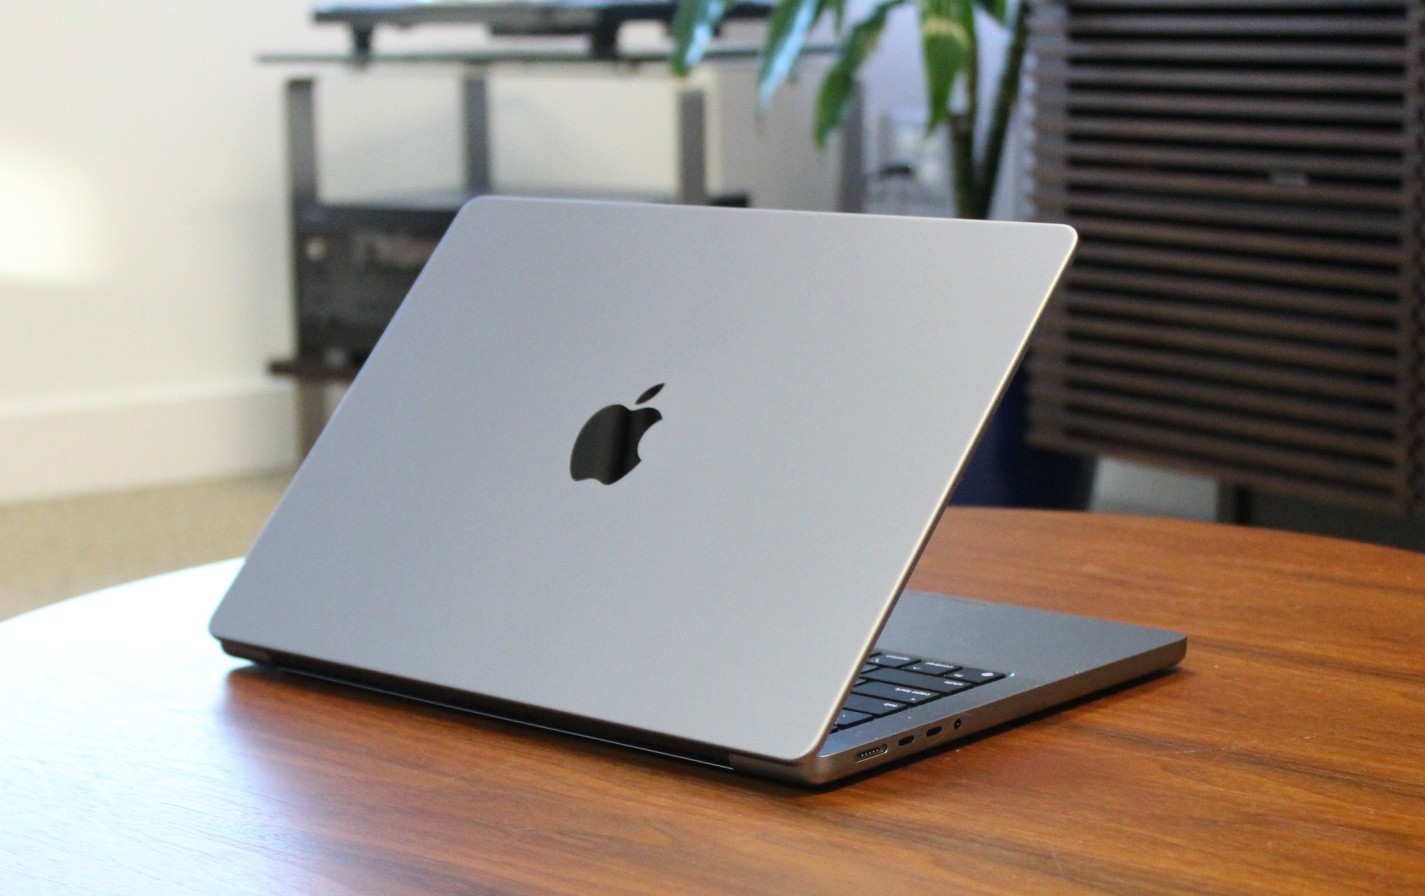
[950,368,1095,509]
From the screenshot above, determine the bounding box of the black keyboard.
[834,651,1006,731]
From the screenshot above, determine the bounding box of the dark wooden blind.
[1027,0,1425,515]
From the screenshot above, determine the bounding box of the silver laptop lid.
[210,198,1076,763]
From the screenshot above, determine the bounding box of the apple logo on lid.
[569,384,664,485]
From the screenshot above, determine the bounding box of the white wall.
[1,3,313,503]
[0,4,849,505]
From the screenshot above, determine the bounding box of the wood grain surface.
[2,509,1422,895]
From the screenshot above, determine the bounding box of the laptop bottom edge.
[219,638,737,772]
[220,613,1185,787]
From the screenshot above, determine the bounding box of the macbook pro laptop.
[211,197,1185,785]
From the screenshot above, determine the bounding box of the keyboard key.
[854,681,939,705]
[844,694,906,717]
[947,667,1004,684]
[834,709,873,730]
[908,660,961,676]
[844,653,1007,721]
[862,667,975,694]
[867,652,919,668]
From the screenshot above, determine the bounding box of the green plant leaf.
[670,0,731,76]
[973,0,1007,23]
[814,0,904,147]
[917,0,970,133]
[757,0,827,109]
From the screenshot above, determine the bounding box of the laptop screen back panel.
[210,198,1077,764]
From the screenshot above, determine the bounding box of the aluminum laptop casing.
[210,197,1078,768]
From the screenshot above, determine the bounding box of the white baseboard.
[0,381,298,505]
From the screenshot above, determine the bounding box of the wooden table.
[2,510,1422,894]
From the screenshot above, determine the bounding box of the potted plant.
[670,0,1028,219]
[669,0,1094,508]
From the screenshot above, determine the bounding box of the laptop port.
[856,744,888,762]
[926,725,943,737]
[898,735,914,746]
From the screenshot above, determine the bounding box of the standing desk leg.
[462,75,492,195]
[284,78,328,456]
[295,377,331,456]
[676,88,708,205]
[837,84,866,213]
